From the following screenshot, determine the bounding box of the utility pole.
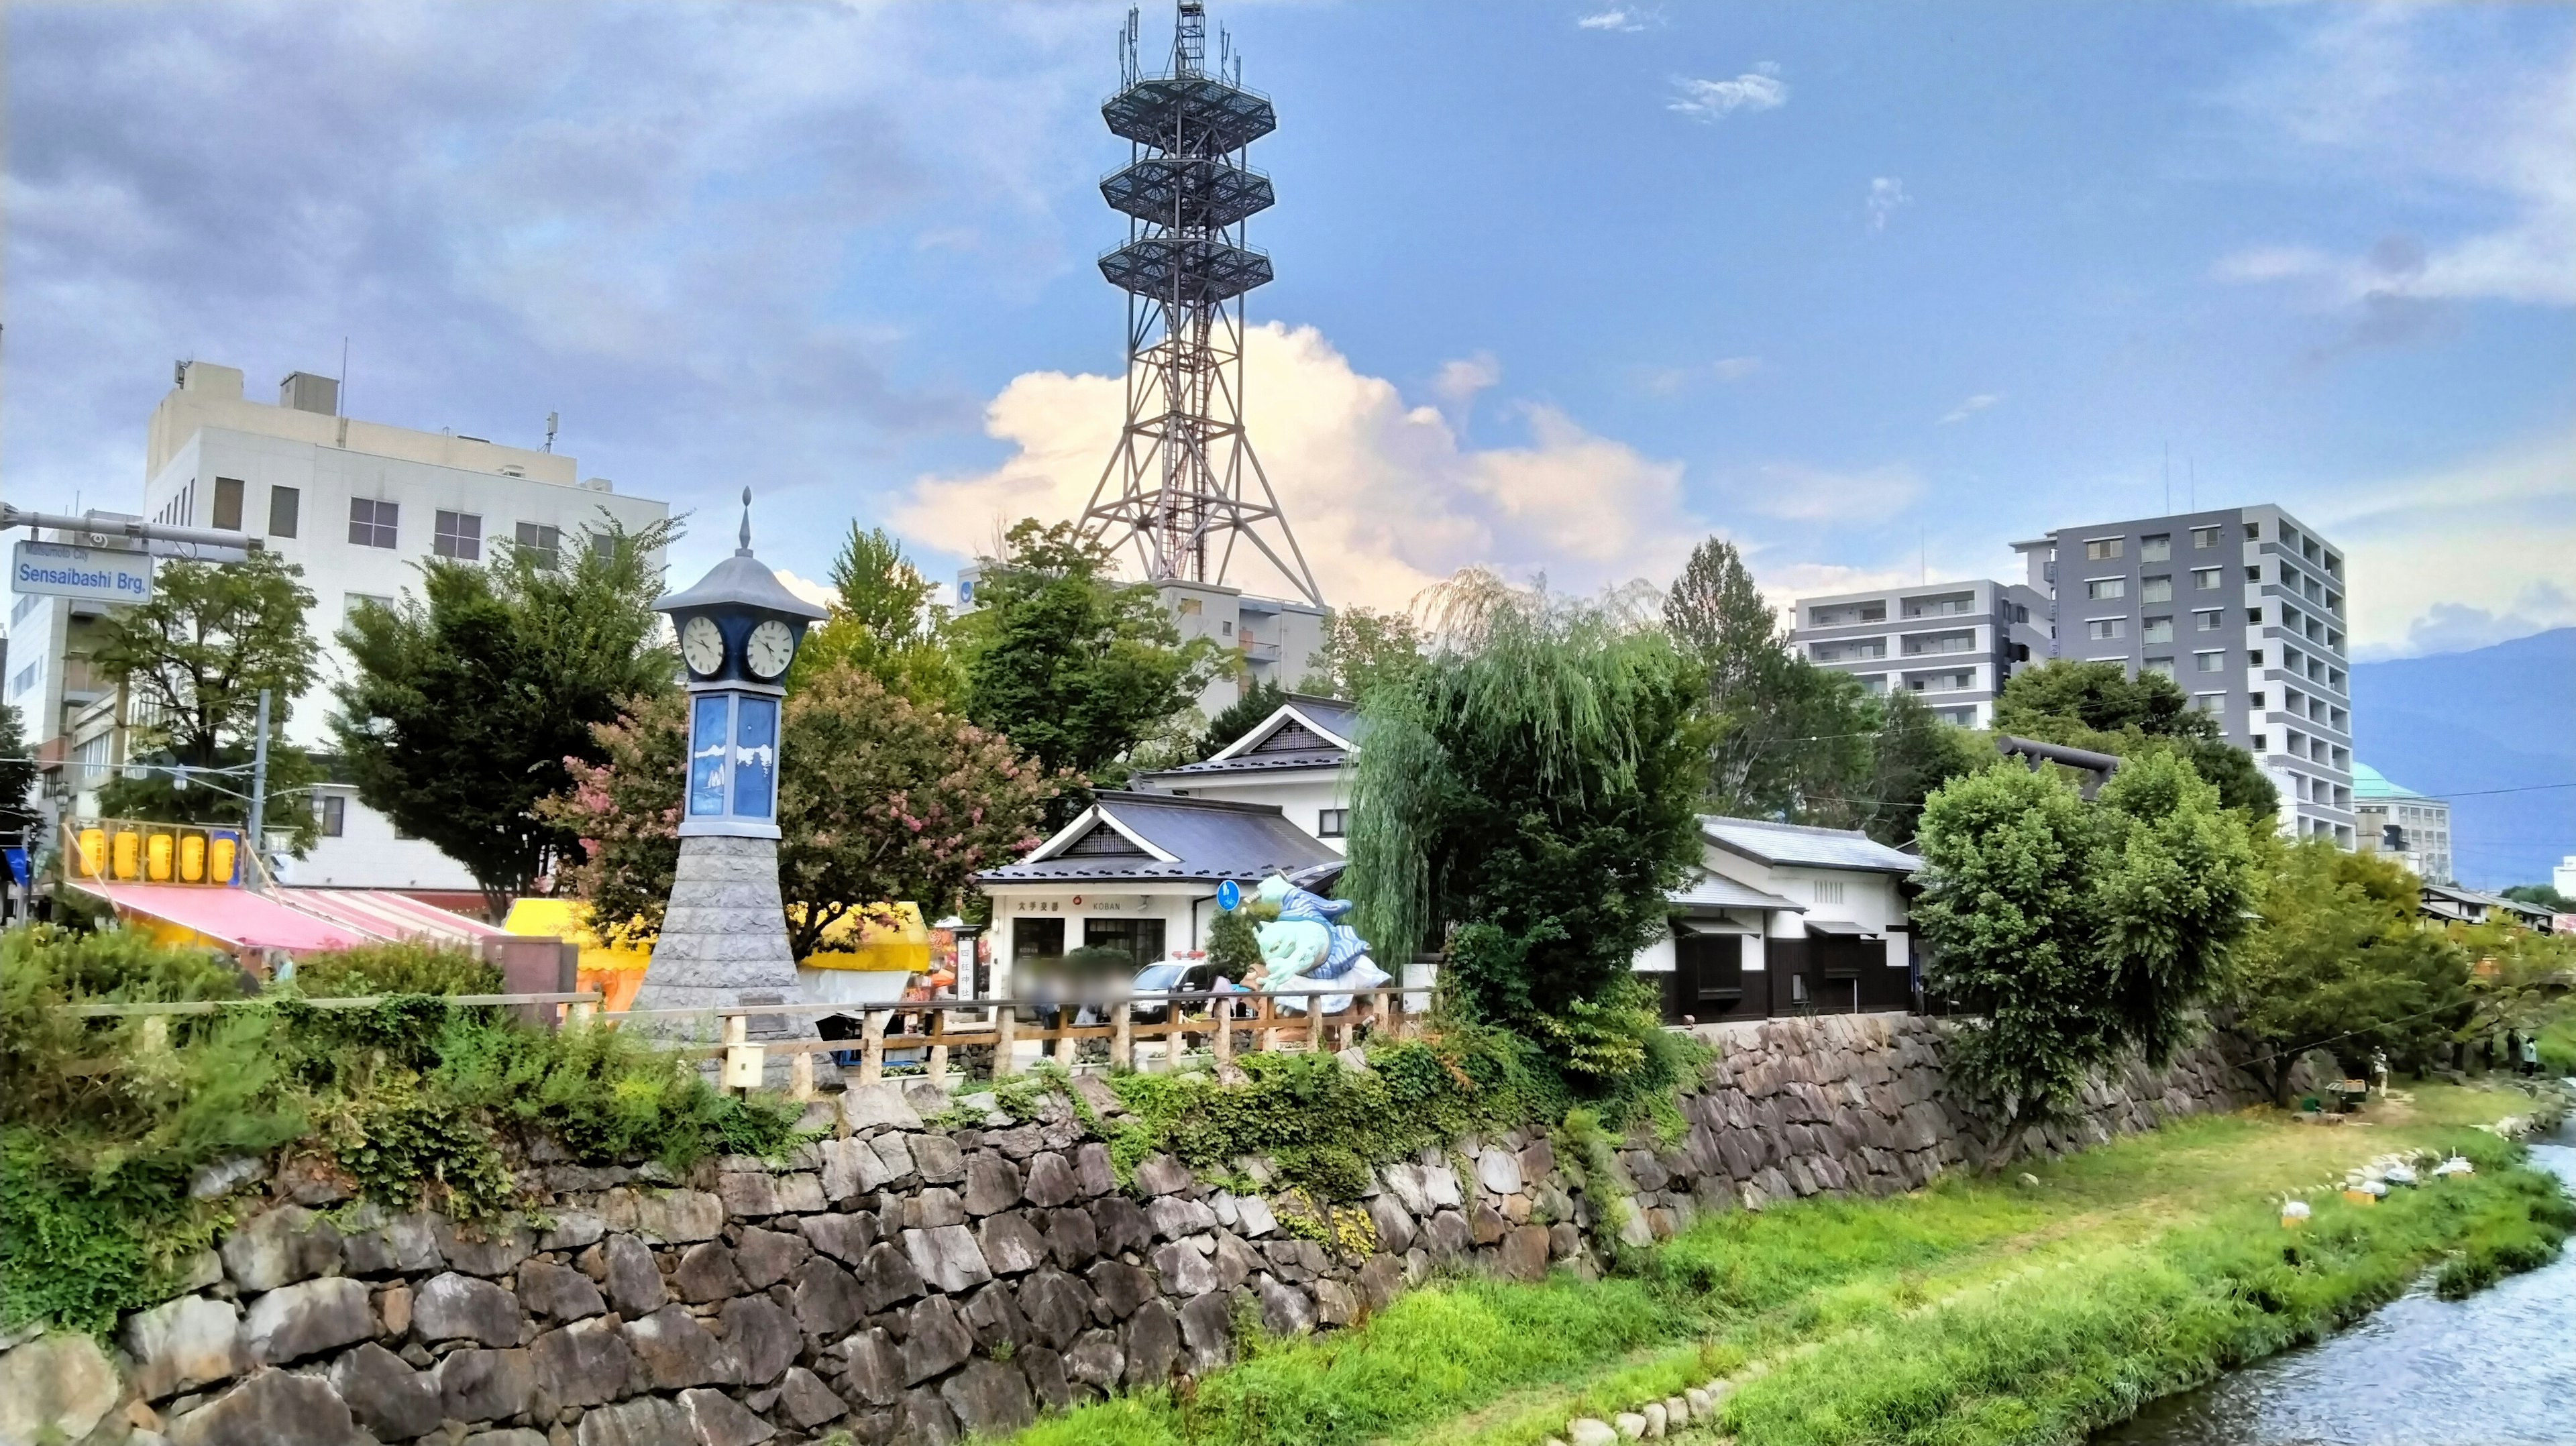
[245,689,272,877]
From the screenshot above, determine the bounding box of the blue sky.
[7,1,2571,657]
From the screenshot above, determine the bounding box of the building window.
[268,486,301,539]
[1175,597,1203,616]
[2140,575,2173,604]
[348,497,398,548]
[2086,618,2127,641]
[317,795,347,837]
[2248,608,2264,625]
[515,522,562,564]
[2192,567,2221,592]
[2191,525,2220,549]
[590,532,617,561]
[2251,733,2267,753]
[2245,522,2260,541]
[212,478,246,531]
[1316,808,1348,838]
[2193,691,2224,712]
[2194,650,2226,673]
[344,592,397,621]
[434,510,482,561]
[2141,535,2171,561]
[2143,658,2176,679]
[2084,537,2125,561]
[2143,617,2175,643]
[2086,577,2125,600]
[1813,879,1845,904]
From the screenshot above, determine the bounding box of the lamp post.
[629,490,829,1052]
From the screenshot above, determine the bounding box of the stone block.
[594,1235,666,1318]
[1500,1225,1550,1282]
[672,1241,747,1303]
[910,1134,967,1186]
[1178,1289,1233,1372]
[1234,1194,1279,1239]
[527,1315,638,1412]
[633,1189,725,1244]
[516,1260,604,1323]
[939,1357,1035,1439]
[679,1386,777,1446]
[717,1171,782,1218]
[837,1327,904,1406]
[1043,1205,1099,1270]
[338,1205,443,1276]
[1258,1274,1317,1336]
[573,1396,690,1446]
[1085,1260,1155,1320]
[123,1294,247,1402]
[820,1137,892,1201]
[721,1296,800,1386]
[624,1305,737,1390]
[245,1276,374,1364]
[437,1347,534,1423]
[1123,1298,1180,1386]
[330,1339,443,1440]
[978,1211,1049,1276]
[904,1224,994,1294]
[413,1272,523,1349]
[1150,1240,1218,1296]
[733,1225,812,1291]
[1357,1254,1403,1311]
[773,1172,826,1213]
[219,1204,343,1292]
[1089,1195,1153,1257]
[963,1153,1022,1216]
[1016,1269,1094,1351]
[1022,1152,1077,1209]
[1425,1209,1470,1259]
[0,1333,121,1445]
[1073,1142,1117,1198]
[166,1369,368,1446]
[796,1211,875,1266]
[900,1384,961,1446]
[1477,1148,1523,1196]
[1066,1328,1125,1392]
[1210,1231,1261,1292]
[432,1217,534,1278]
[779,1365,848,1429]
[1134,1154,1193,1196]
[1366,1195,1417,1254]
[855,1241,926,1314]
[869,1133,916,1187]
[1146,1194,1218,1241]
[959,1280,1028,1351]
[1019,1343,1073,1412]
[792,1257,867,1339]
[902,1296,974,1384]
[839,1083,924,1133]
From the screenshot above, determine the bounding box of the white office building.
[11,361,669,891]
[1787,579,2051,728]
[2013,504,2354,844]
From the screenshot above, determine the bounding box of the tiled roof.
[1667,869,1802,913]
[1699,816,1923,875]
[975,791,1339,886]
[1141,695,1360,780]
[1149,748,1346,778]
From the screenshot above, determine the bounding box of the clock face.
[680,616,725,677]
[745,619,796,680]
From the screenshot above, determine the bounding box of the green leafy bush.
[290,940,502,997]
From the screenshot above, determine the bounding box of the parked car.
[1127,959,1234,1025]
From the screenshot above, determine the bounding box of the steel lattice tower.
[1079,1,1323,608]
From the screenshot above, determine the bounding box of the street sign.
[11,541,152,603]
[1217,879,1241,911]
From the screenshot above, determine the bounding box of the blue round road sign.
[1216,879,1241,911]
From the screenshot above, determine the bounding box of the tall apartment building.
[2012,505,2353,844]
[9,360,670,889]
[1788,579,2051,728]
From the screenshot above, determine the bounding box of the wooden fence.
[59,985,1428,1101]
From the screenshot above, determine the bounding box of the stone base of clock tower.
[631,835,824,1063]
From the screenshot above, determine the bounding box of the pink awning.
[279,889,504,948]
[74,881,372,953]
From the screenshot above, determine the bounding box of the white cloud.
[1430,351,1504,408]
[1576,9,1652,32]
[2303,426,2576,657]
[1866,176,1911,231]
[1739,461,1923,523]
[775,570,837,610]
[2218,7,2576,307]
[1937,392,2000,425]
[1670,66,1788,121]
[894,323,1707,614]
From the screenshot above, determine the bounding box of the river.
[2097,1118,2576,1446]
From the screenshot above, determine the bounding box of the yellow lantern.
[147,833,174,882]
[209,836,239,885]
[179,834,207,883]
[112,831,141,881]
[78,828,107,879]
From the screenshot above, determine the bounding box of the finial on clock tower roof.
[738,486,753,555]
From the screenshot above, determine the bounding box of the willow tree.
[1345,571,1705,1082]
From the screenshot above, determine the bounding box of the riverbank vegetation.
[1008,1085,2570,1446]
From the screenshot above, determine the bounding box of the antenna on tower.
[1080,0,1322,608]
[543,410,559,453]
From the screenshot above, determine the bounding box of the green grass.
[1006,1084,2571,1446]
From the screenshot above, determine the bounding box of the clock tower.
[629,490,830,1048]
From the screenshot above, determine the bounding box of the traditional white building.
[12,360,669,892]
[1635,818,1921,1025]
[1126,693,1356,850]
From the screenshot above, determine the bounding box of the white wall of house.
[1701,850,1911,970]
[1152,772,1349,853]
[984,885,1218,999]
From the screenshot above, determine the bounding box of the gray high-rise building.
[1788,578,2051,728]
[2012,504,2353,845]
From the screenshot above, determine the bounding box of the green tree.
[0,701,42,843]
[1662,537,1872,820]
[1993,659,2278,819]
[1914,750,2255,1121]
[1299,605,1424,704]
[1848,689,1994,847]
[1199,679,1287,759]
[954,520,1218,788]
[2500,883,2575,913]
[2231,841,2472,1100]
[786,524,960,708]
[89,553,325,851]
[541,664,1062,958]
[333,518,678,914]
[1346,570,1706,1084]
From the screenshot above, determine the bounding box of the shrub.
[291,940,502,997]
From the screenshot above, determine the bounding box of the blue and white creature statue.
[1248,874,1390,1015]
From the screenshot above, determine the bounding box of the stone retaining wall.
[0,1014,2284,1446]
